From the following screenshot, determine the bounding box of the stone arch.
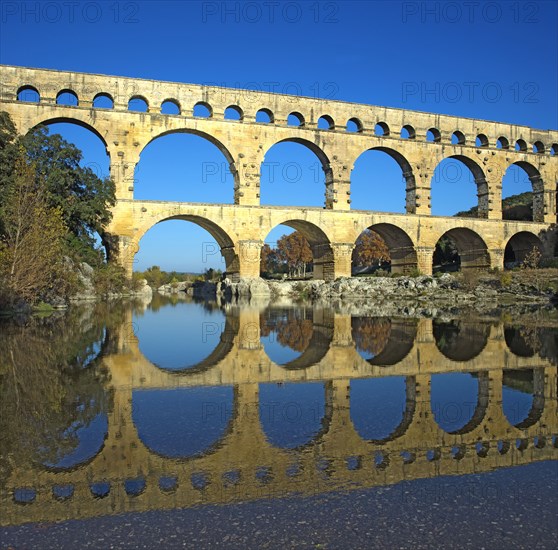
[56,89,79,106]
[346,117,363,133]
[504,231,543,267]
[128,95,149,112]
[265,219,334,280]
[138,128,239,193]
[28,116,110,150]
[451,131,466,145]
[433,320,490,361]
[433,227,490,271]
[92,92,114,109]
[135,214,240,279]
[401,124,416,139]
[355,223,417,274]
[193,101,212,117]
[318,114,335,130]
[224,105,243,121]
[350,146,415,213]
[260,137,331,208]
[431,154,490,218]
[256,108,274,123]
[17,84,40,102]
[287,111,305,127]
[160,98,181,115]
[504,161,545,222]
[375,122,390,136]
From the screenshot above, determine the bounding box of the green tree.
[21,126,115,262]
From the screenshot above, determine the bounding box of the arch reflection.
[132,386,234,458]
[433,321,490,361]
[350,377,415,442]
[352,317,416,365]
[259,382,328,449]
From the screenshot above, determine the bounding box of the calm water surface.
[1,295,557,548]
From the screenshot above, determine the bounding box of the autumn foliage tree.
[261,231,313,278]
[352,229,390,270]
[0,153,73,307]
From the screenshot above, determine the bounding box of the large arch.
[260,138,331,208]
[262,219,335,280]
[431,154,489,217]
[29,116,110,150]
[502,368,545,429]
[433,227,490,271]
[353,223,417,274]
[134,129,238,203]
[502,161,544,222]
[504,231,543,267]
[349,146,413,213]
[134,215,240,279]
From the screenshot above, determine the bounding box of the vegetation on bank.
[0,112,120,311]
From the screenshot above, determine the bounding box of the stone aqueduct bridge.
[1,65,557,279]
[1,308,557,525]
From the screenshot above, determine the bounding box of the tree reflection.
[352,318,391,358]
[0,306,113,483]
[260,309,313,353]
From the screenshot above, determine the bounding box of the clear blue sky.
[1,1,556,272]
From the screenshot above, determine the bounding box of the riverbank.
[218,269,558,318]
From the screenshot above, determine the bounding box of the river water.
[1,295,557,548]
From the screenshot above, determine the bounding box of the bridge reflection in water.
[1,300,556,526]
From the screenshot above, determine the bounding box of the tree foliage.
[352,229,390,267]
[0,153,73,307]
[0,112,117,306]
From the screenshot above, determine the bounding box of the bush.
[499,272,513,288]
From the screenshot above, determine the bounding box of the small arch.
[128,95,149,112]
[92,93,114,109]
[375,122,390,136]
[346,117,363,133]
[475,134,489,148]
[433,228,490,271]
[161,99,181,115]
[496,136,510,149]
[56,89,79,107]
[426,127,441,142]
[550,144,558,156]
[193,101,212,118]
[256,108,274,124]
[287,111,305,127]
[400,124,416,139]
[317,115,334,130]
[17,85,40,103]
[224,105,243,121]
[451,131,466,145]
[533,141,545,154]
[504,232,543,268]
[515,139,528,152]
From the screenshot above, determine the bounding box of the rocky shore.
[217,272,558,318]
